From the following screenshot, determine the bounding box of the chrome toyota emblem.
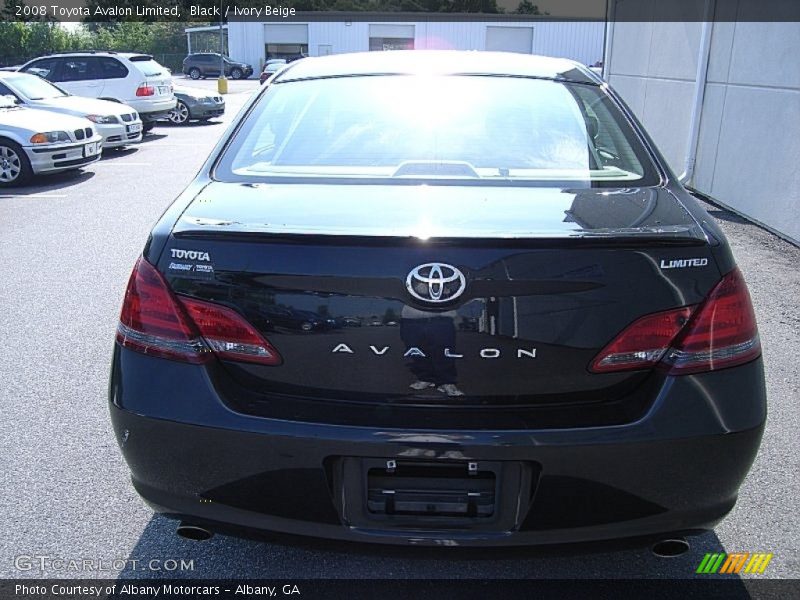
[406,263,466,303]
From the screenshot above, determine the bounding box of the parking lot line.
[94,162,153,167]
[0,193,68,198]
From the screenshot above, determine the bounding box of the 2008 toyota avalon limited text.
[109,51,766,548]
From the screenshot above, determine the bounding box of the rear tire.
[230,68,243,80]
[142,122,155,133]
[0,140,32,187]
[189,68,201,80]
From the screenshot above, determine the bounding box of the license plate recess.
[334,457,536,533]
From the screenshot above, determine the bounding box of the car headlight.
[86,114,118,124]
[30,131,71,144]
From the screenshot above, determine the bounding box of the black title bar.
[3,0,800,23]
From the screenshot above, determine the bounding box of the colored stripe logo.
[696,552,773,574]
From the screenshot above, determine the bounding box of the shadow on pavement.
[705,208,751,225]
[0,168,95,194]
[101,147,139,160]
[159,120,224,128]
[115,513,749,587]
[139,132,169,143]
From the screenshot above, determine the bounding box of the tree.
[513,0,545,15]
[0,21,85,65]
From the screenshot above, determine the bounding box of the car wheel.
[231,68,243,80]
[142,122,155,133]
[168,101,190,125]
[189,68,201,80]
[0,140,32,187]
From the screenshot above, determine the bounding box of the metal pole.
[217,21,227,94]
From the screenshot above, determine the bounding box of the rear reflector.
[590,268,760,375]
[117,257,281,365]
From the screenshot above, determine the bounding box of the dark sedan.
[110,51,765,550]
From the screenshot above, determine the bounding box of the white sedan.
[0,95,102,187]
[0,72,143,149]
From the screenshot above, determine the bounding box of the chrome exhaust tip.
[176,522,213,541]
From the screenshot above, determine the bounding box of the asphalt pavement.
[0,77,797,581]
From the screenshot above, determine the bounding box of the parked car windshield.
[216,74,659,186]
[6,74,67,100]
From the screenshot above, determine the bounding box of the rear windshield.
[130,57,168,77]
[215,75,660,186]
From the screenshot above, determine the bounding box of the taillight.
[117,257,281,365]
[136,84,155,97]
[663,268,760,374]
[117,257,209,363]
[590,268,760,375]
[178,296,281,365]
[590,307,695,373]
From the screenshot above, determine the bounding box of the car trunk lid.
[158,182,718,406]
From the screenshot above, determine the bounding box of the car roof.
[36,52,148,59]
[273,50,598,85]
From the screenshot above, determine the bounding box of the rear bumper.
[133,98,178,122]
[109,347,766,547]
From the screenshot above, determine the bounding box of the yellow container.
[217,77,228,95]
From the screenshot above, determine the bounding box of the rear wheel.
[168,101,190,125]
[142,122,155,133]
[0,140,32,187]
[189,68,201,80]
[230,67,243,80]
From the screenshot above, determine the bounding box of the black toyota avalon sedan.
[110,51,765,548]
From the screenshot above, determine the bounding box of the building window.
[369,37,414,51]
[265,44,308,61]
[369,24,415,52]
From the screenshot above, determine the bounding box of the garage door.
[485,26,533,54]
[264,24,309,44]
[264,24,309,61]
